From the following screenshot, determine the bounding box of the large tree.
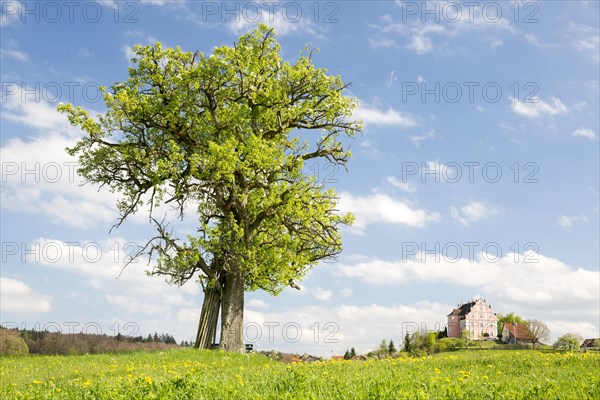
[526,319,550,349]
[496,312,525,338]
[59,25,360,352]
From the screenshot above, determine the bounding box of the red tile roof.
[503,323,533,340]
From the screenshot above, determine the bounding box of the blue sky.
[1,0,598,356]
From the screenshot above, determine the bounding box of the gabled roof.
[503,323,533,340]
[581,338,600,348]
[447,301,475,317]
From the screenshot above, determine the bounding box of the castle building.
[447,298,498,339]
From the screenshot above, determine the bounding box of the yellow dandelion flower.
[32,380,44,385]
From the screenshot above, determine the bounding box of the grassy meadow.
[1,348,599,399]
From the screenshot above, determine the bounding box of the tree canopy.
[58,24,360,352]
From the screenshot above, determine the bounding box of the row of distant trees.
[0,326,183,356]
[348,312,596,358]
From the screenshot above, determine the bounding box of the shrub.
[554,333,582,350]
[0,331,28,356]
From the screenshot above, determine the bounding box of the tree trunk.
[194,286,221,349]
[219,272,245,353]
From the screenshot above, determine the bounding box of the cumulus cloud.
[225,5,321,37]
[338,192,440,233]
[451,201,498,226]
[557,215,587,227]
[0,133,117,229]
[247,299,270,310]
[1,86,197,229]
[568,22,600,62]
[335,253,599,314]
[387,176,417,193]
[409,130,435,147]
[511,97,568,118]
[354,105,417,128]
[14,238,200,316]
[572,127,597,140]
[243,301,450,355]
[369,6,514,54]
[1,48,29,62]
[0,277,51,313]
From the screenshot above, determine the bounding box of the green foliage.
[497,312,526,337]
[407,331,438,356]
[58,24,360,297]
[58,25,361,351]
[388,340,397,354]
[1,349,598,399]
[379,339,388,354]
[0,332,28,356]
[403,333,411,353]
[554,333,582,350]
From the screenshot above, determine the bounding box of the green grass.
[1,349,599,399]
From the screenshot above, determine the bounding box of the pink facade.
[447,298,498,339]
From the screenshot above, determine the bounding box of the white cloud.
[225,6,320,37]
[338,192,440,233]
[451,201,498,226]
[0,88,122,228]
[78,47,92,58]
[122,45,136,61]
[409,130,435,147]
[354,105,417,128]
[335,253,599,316]
[247,299,270,310]
[489,39,503,51]
[408,25,445,54]
[370,6,514,55]
[243,301,450,356]
[2,86,76,131]
[1,86,196,229]
[313,287,333,301]
[0,133,117,229]
[370,37,397,49]
[14,238,201,319]
[545,320,599,341]
[423,161,458,183]
[106,294,166,314]
[557,215,587,227]
[510,97,568,118]
[339,288,353,298]
[387,70,397,86]
[572,127,597,140]
[525,33,549,49]
[387,176,417,193]
[0,277,51,313]
[569,23,600,62]
[287,285,333,302]
[0,49,29,62]
[0,1,21,26]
